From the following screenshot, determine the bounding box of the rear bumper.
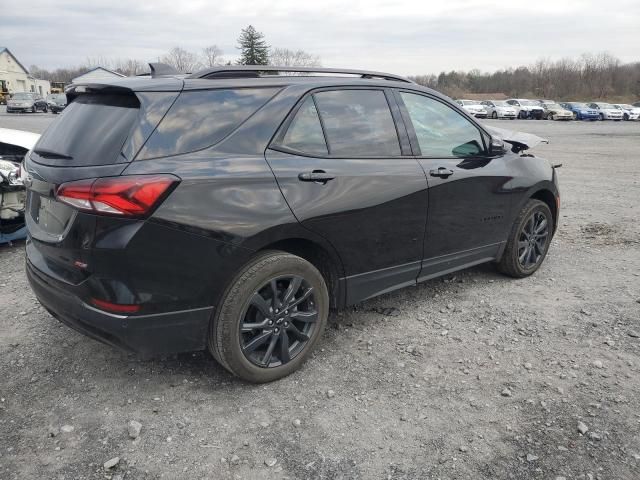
[26,260,213,356]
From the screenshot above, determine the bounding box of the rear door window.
[312,90,401,157]
[279,97,328,156]
[137,88,278,159]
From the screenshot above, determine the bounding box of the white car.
[0,128,40,244]
[506,99,545,119]
[456,100,488,118]
[611,104,640,121]
[481,100,517,119]
[588,102,623,121]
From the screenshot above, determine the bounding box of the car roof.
[66,67,452,104]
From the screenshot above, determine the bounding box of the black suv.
[24,65,559,382]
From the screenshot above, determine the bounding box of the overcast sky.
[2,0,638,75]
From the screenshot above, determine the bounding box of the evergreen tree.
[237,25,269,65]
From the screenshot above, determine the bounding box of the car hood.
[8,99,34,105]
[485,126,548,152]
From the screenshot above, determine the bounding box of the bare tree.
[113,58,146,76]
[268,48,321,67]
[202,45,224,67]
[160,47,201,73]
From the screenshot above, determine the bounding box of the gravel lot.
[1,111,639,479]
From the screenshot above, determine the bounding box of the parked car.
[455,100,488,118]
[611,104,640,121]
[506,99,544,119]
[633,102,640,108]
[480,100,517,119]
[46,93,67,114]
[559,102,599,121]
[587,102,623,121]
[0,128,40,244]
[24,64,560,382]
[539,102,573,121]
[6,92,48,113]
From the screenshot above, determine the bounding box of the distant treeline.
[409,52,640,101]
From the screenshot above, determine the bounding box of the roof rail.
[187,66,414,83]
[148,62,181,78]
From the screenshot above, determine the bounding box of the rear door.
[394,90,512,279]
[266,88,428,304]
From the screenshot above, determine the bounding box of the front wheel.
[491,111,497,119]
[209,251,329,383]
[497,199,554,278]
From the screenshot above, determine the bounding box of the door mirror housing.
[489,137,507,156]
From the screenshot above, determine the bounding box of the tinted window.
[280,97,328,155]
[139,88,277,159]
[400,92,485,158]
[32,93,139,167]
[313,90,400,157]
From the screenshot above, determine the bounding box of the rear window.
[137,88,278,159]
[32,93,139,167]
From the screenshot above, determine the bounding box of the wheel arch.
[530,188,559,233]
[258,237,346,310]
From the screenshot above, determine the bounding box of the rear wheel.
[498,199,553,278]
[208,251,329,383]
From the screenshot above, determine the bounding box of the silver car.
[481,100,517,119]
[6,92,48,113]
[455,100,488,118]
[588,102,623,121]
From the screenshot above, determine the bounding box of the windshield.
[462,100,481,105]
[571,103,588,108]
[50,94,66,102]
[618,104,632,109]
[12,93,34,100]
[597,103,614,109]
[491,100,508,106]
[521,100,539,106]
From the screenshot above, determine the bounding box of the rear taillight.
[56,174,179,217]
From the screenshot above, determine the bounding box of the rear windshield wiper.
[34,149,73,160]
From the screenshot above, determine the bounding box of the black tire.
[491,111,497,119]
[31,106,36,113]
[623,113,629,121]
[599,113,605,121]
[42,105,48,113]
[208,250,329,383]
[497,199,554,278]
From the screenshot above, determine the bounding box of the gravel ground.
[1,114,639,479]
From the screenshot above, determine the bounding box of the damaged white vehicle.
[1,128,40,244]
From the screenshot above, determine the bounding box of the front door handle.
[298,170,335,184]
[429,167,454,179]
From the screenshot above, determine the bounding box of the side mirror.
[489,137,507,156]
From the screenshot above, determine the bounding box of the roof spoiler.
[148,63,180,78]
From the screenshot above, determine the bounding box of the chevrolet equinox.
[24,65,560,382]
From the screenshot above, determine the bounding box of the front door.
[395,90,512,279]
[266,88,428,304]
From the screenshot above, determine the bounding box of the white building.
[71,67,126,84]
[0,47,51,98]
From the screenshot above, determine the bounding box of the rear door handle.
[429,167,454,179]
[298,170,335,184]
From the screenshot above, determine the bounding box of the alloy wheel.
[240,275,318,368]
[517,211,549,269]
